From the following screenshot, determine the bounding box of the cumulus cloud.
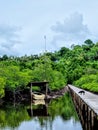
[51,12,91,48]
[0,24,21,56]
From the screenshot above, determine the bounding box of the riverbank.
[0,86,68,104]
[47,86,68,99]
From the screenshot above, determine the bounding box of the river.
[0,93,82,130]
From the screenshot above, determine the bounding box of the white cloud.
[0,0,98,56]
[0,24,21,56]
[51,12,91,48]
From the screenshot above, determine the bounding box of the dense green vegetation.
[0,39,98,98]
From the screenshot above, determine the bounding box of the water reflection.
[0,93,82,130]
[27,103,49,117]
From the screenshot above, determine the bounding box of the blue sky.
[0,0,98,56]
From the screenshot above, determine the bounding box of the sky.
[0,0,98,56]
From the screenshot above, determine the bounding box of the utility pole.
[44,35,47,81]
[44,35,46,52]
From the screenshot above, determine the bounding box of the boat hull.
[32,93,45,100]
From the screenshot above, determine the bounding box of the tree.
[84,39,94,47]
[2,55,8,60]
[0,77,5,98]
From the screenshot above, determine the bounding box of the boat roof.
[27,81,49,87]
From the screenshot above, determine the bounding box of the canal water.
[0,93,82,130]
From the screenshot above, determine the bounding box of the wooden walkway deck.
[68,84,98,115]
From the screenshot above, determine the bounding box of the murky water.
[0,94,82,130]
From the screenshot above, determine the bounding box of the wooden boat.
[32,99,45,105]
[32,92,45,100]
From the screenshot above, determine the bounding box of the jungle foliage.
[0,39,98,97]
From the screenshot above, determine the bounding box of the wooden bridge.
[68,84,98,130]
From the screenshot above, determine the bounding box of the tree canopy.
[0,39,98,97]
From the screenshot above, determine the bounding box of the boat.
[32,99,45,105]
[32,92,45,100]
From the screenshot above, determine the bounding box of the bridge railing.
[68,84,98,130]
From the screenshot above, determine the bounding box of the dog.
[78,90,85,95]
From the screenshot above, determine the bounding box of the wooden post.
[30,98,33,116]
[45,83,48,99]
[30,83,32,101]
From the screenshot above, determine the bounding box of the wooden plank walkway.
[68,84,98,115]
